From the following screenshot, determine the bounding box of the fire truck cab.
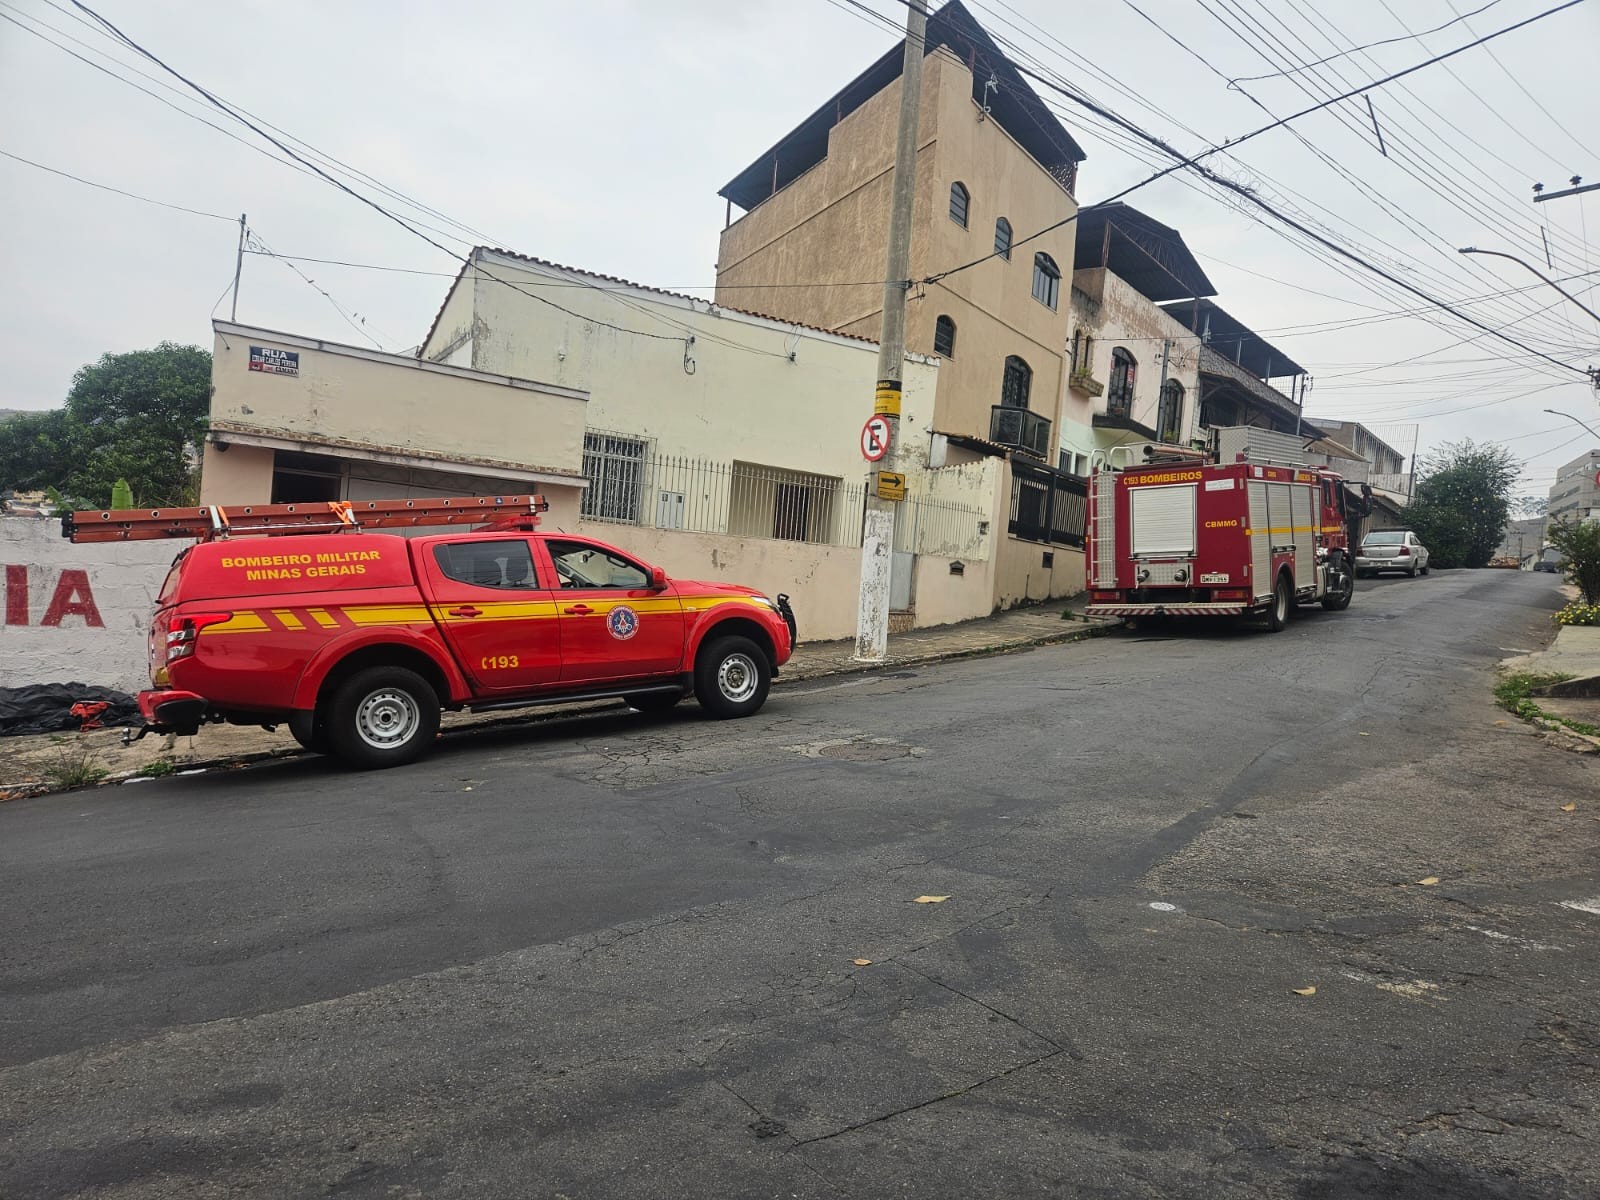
[1086,427,1362,631]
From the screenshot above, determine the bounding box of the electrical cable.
[0,146,236,221]
[1230,0,1511,82]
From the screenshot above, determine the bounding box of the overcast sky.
[2,0,1597,492]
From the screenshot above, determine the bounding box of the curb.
[1530,674,1600,700]
[3,618,1120,799]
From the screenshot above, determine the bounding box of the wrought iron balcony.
[990,405,1051,458]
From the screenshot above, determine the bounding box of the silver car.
[1357,529,1430,577]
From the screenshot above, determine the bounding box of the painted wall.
[1063,268,1201,463]
[209,323,589,481]
[715,50,1077,447]
[442,252,940,482]
[1,516,180,695]
[994,535,1085,610]
[578,517,996,644]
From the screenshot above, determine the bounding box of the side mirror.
[649,565,668,590]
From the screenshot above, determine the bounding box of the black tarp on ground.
[0,684,143,737]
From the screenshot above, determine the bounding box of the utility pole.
[854,0,926,661]
[231,213,247,322]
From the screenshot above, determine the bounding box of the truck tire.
[1321,555,1354,611]
[326,665,440,769]
[288,709,334,755]
[1265,573,1292,632]
[694,635,771,719]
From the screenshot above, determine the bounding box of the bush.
[1554,601,1600,627]
[1546,517,1600,605]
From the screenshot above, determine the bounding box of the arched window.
[994,217,1012,259]
[933,315,957,358]
[1031,252,1060,309]
[1159,379,1185,443]
[949,182,970,228]
[1001,355,1032,409]
[1108,348,1136,412]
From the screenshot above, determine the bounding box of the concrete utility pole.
[231,213,247,322]
[854,0,926,661]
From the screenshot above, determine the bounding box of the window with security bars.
[580,432,646,522]
[1000,355,1032,409]
[994,217,1012,259]
[1108,348,1136,416]
[934,315,956,358]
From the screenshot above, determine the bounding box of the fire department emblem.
[607,605,640,641]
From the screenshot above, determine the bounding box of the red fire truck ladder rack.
[62,495,548,543]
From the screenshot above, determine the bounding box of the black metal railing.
[989,406,1051,458]
[1008,461,1087,547]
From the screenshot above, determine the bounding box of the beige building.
[713,0,1084,461]
[201,321,591,524]
[415,248,1017,640]
[1549,448,1600,525]
[711,0,1088,605]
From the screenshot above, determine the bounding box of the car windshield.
[1365,532,1405,545]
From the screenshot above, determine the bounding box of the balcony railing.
[990,406,1052,458]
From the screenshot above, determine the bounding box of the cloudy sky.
[2,0,1597,494]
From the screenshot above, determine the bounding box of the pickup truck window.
[433,540,541,589]
[546,540,649,589]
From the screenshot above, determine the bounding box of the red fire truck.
[1085,430,1362,631]
[64,496,796,768]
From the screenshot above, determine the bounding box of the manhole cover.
[818,740,914,762]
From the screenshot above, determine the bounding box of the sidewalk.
[1498,587,1600,753]
[0,599,1114,798]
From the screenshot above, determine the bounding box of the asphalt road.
[2,570,1596,1199]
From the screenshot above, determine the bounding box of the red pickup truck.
[67,497,796,769]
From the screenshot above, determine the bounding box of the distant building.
[1158,300,1313,440]
[1548,448,1600,525]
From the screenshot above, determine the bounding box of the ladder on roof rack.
[62,495,548,543]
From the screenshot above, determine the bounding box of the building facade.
[713,0,1084,464]
[414,249,1021,639]
[201,322,592,523]
[1060,204,1215,472]
[1549,448,1600,525]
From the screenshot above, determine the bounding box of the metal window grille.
[949,182,969,227]
[1001,355,1032,409]
[1158,380,1184,443]
[994,217,1012,258]
[1108,349,1136,415]
[580,433,647,522]
[933,315,956,358]
[1009,461,1087,547]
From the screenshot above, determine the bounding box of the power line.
[1230,0,1511,82]
[0,146,235,221]
[246,229,391,349]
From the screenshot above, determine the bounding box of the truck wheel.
[1265,574,1292,632]
[1321,557,1354,611]
[288,710,334,755]
[694,635,771,719]
[327,665,440,769]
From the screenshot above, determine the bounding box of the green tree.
[1547,517,1600,605]
[0,343,210,508]
[1403,440,1520,569]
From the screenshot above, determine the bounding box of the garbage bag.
[0,684,143,736]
